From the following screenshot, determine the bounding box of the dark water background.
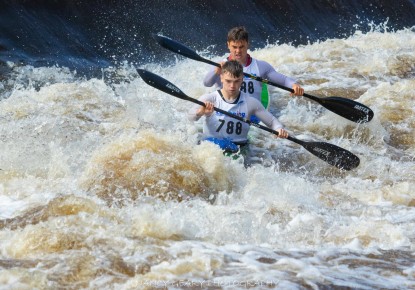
[1,0,415,69]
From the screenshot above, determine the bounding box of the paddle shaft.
[198,57,342,104]
[191,96,358,169]
[137,69,360,170]
[152,34,374,123]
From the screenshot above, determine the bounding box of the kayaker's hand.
[290,83,304,96]
[275,128,288,138]
[214,61,225,75]
[196,101,214,117]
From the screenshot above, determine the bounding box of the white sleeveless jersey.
[188,90,284,143]
[202,91,251,143]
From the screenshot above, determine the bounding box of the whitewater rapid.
[0,26,415,289]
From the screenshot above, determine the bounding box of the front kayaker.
[188,60,288,151]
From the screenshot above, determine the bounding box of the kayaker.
[188,60,288,151]
[203,26,304,111]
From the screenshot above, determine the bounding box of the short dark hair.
[227,26,249,42]
[221,60,243,78]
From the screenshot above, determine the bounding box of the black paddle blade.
[302,141,360,170]
[319,96,374,123]
[152,34,205,63]
[137,69,189,100]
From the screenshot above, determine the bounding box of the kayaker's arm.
[248,98,288,138]
[188,96,214,121]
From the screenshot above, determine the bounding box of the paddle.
[152,34,374,123]
[137,69,360,171]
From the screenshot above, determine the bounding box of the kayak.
[202,137,249,160]
[203,137,239,153]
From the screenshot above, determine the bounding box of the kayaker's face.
[227,40,249,64]
[220,71,243,97]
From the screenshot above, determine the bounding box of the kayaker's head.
[220,60,243,98]
[221,60,243,78]
[227,26,249,66]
